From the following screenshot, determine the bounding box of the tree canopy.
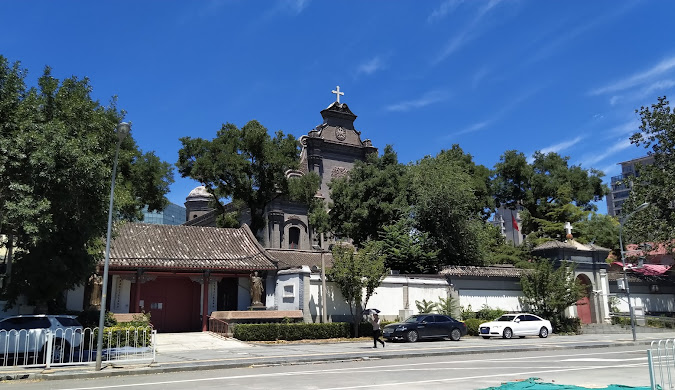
[176,120,301,236]
[623,96,675,245]
[0,56,174,311]
[493,150,606,241]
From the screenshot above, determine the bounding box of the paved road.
[7,345,651,390]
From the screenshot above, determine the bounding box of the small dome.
[186,186,214,200]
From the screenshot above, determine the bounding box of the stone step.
[581,323,674,334]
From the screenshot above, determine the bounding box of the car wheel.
[450,328,462,341]
[502,328,513,339]
[539,327,549,338]
[481,336,490,339]
[51,339,71,363]
[406,330,419,343]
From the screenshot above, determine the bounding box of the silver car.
[478,313,552,339]
[0,314,83,363]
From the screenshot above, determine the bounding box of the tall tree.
[493,150,606,238]
[520,259,584,322]
[409,148,493,266]
[377,217,439,274]
[0,57,174,311]
[624,96,675,245]
[176,120,300,236]
[328,145,409,246]
[327,242,387,336]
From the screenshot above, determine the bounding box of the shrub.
[476,305,505,321]
[91,326,152,348]
[550,317,580,334]
[460,305,476,320]
[415,299,437,314]
[234,322,351,341]
[464,318,482,336]
[77,310,117,329]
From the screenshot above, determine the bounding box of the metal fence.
[0,326,155,369]
[208,316,230,338]
[648,338,675,390]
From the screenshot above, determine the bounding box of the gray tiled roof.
[440,265,528,278]
[533,240,611,252]
[267,249,333,270]
[108,222,277,271]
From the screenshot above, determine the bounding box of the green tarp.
[481,378,650,390]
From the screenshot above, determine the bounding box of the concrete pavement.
[1,329,674,383]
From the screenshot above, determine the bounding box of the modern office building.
[606,155,654,216]
[141,202,187,225]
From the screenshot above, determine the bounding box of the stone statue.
[250,272,264,306]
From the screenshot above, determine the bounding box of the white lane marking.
[57,350,647,390]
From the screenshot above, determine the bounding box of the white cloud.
[451,121,491,137]
[607,120,639,136]
[536,135,585,157]
[609,96,622,105]
[356,57,384,76]
[581,138,632,167]
[428,0,463,23]
[431,0,503,65]
[385,90,448,112]
[590,56,675,96]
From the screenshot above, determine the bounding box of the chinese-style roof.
[108,222,277,271]
[440,265,527,278]
[533,239,610,252]
[267,249,334,270]
[611,262,672,276]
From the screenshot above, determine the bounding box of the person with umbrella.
[365,309,385,348]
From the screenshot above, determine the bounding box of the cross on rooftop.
[332,86,344,103]
[564,221,573,236]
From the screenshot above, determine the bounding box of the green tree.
[377,217,439,274]
[493,150,606,237]
[409,149,493,266]
[519,259,584,322]
[574,213,619,250]
[176,120,300,236]
[624,96,675,245]
[0,57,173,311]
[328,145,409,246]
[327,242,387,337]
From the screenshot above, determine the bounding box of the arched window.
[289,227,300,249]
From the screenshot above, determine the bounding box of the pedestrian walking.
[369,313,385,348]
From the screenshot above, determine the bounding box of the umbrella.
[362,308,381,314]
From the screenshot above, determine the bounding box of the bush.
[234,322,351,341]
[77,310,117,329]
[611,316,631,326]
[550,317,580,334]
[464,318,482,336]
[476,305,505,321]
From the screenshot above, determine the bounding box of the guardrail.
[208,316,230,338]
[1,326,155,369]
[648,339,675,390]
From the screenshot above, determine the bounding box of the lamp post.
[618,201,649,342]
[95,122,130,370]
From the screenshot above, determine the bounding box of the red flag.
[512,214,519,231]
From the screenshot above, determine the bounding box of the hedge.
[464,318,482,336]
[234,322,351,341]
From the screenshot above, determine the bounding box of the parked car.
[382,314,467,342]
[0,315,84,363]
[478,313,552,339]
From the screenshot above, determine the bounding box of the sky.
[3,1,675,215]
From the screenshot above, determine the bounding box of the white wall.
[457,289,523,312]
[110,276,132,313]
[614,293,675,313]
[66,284,86,312]
[275,270,301,311]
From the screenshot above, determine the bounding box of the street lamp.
[95,122,130,370]
[618,201,649,342]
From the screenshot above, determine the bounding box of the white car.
[0,315,84,363]
[478,313,552,339]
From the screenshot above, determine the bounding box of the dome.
[186,186,214,201]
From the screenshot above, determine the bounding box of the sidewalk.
[2,330,674,383]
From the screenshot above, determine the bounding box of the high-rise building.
[141,202,187,225]
[606,155,654,216]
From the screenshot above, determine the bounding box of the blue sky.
[3,1,675,214]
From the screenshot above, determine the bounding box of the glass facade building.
[142,202,186,226]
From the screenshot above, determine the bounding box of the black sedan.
[382,314,467,342]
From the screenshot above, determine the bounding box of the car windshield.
[497,315,517,322]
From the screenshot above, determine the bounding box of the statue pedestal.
[248,304,266,311]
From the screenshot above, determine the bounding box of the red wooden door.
[576,296,592,324]
[140,277,201,332]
